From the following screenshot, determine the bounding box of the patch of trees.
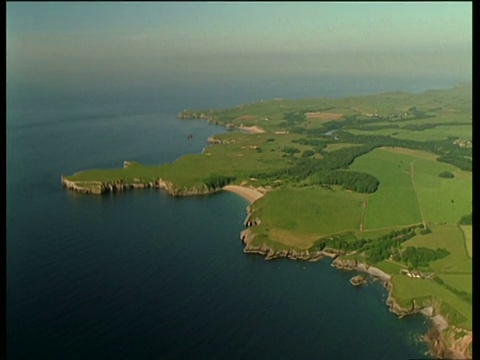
[282,146,301,155]
[438,171,455,178]
[292,137,327,152]
[400,246,450,268]
[251,143,378,183]
[365,228,418,263]
[203,175,236,190]
[321,114,380,133]
[356,124,400,131]
[408,109,436,120]
[310,226,421,264]
[310,170,379,193]
[459,213,472,225]
[312,236,367,252]
[402,122,471,131]
[436,154,472,171]
[419,227,432,235]
[282,112,306,127]
[301,150,315,158]
[334,131,472,172]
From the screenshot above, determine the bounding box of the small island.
[350,274,367,287]
[61,84,472,359]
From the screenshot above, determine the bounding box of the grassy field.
[459,225,472,258]
[437,274,472,293]
[402,224,469,273]
[248,186,364,249]
[349,147,472,229]
[374,259,406,275]
[409,160,471,224]
[350,148,423,229]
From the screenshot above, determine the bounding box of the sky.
[6,2,472,89]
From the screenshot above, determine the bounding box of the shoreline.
[62,175,472,359]
[240,205,472,359]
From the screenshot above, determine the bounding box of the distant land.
[62,84,472,359]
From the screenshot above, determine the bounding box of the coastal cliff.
[61,175,221,197]
[239,210,471,359]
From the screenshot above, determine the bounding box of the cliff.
[61,175,222,197]
[331,257,472,359]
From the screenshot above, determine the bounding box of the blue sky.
[7,2,472,87]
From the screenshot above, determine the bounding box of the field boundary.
[360,194,368,231]
[410,160,427,229]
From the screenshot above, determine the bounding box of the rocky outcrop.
[61,176,161,195]
[177,111,213,120]
[61,175,221,197]
[331,258,391,281]
[350,275,367,287]
[207,137,236,145]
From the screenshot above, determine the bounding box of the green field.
[402,224,470,273]
[412,160,472,224]
[460,225,472,258]
[248,186,364,249]
[350,148,423,229]
[437,274,472,294]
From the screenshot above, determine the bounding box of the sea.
[7,72,465,359]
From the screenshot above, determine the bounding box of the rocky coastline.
[61,175,221,197]
[61,168,472,359]
[239,206,471,359]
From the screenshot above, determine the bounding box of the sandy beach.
[222,185,264,203]
[238,126,266,134]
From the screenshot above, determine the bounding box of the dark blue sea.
[7,72,463,359]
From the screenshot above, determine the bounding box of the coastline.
[239,204,471,359]
[62,169,472,359]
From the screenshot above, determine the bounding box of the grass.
[248,186,364,249]
[349,147,472,228]
[350,148,423,229]
[412,160,472,224]
[402,224,470,274]
[374,260,406,275]
[459,225,472,258]
[437,274,472,294]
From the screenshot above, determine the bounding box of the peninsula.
[61,84,472,359]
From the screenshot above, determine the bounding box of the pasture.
[249,186,364,249]
[460,225,472,258]
[402,224,470,274]
[350,148,423,229]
